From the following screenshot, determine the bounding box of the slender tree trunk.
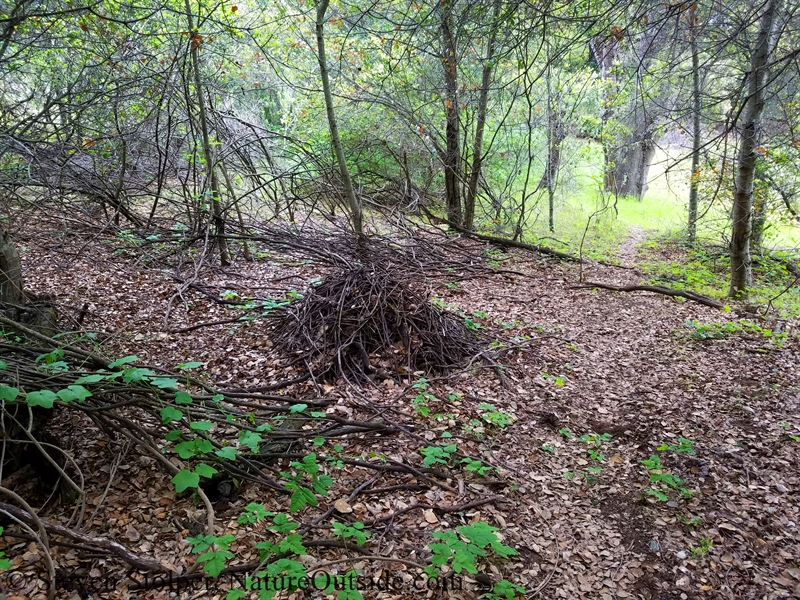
[315,0,365,248]
[219,162,253,262]
[751,193,768,252]
[514,43,537,241]
[729,0,780,297]
[0,225,24,306]
[440,0,462,226]
[184,0,230,265]
[538,56,567,232]
[463,0,501,230]
[687,11,701,243]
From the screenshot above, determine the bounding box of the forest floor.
[4,218,800,600]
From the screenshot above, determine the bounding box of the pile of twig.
[270,265,481,380]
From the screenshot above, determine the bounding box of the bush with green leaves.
[332,521,368,546]
[461,457,497,477]
[281,453,333,512]
[657,437,696,455]
[487,579,527,600]
[420,443,457,467]
[478,403,513,429]
[426,521,517,578]
[641,454,694,502]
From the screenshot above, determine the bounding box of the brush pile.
[270,265,481,380]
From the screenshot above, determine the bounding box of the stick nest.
[270,266,481,380]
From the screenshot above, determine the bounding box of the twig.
[0,488,57,599]
[362,495,501,526]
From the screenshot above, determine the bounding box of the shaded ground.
[2,221,799,600]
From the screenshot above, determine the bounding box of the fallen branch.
[0,502,169,573]
[571,282,724,309]
[420,207,579,261]
[362,495,501,526]
[168,316,253,334]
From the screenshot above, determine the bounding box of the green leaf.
[123,367,157,383]
[451,547,481,573]
[0,386,19,402]
[289,403,308,413]
[161,406,184,424]
[196,439,214,454]
[268,513,298,534]
[280,533,306,554]
[176,362,204,370]
[429,542,453,566]
[26,390,57,409]
[237,503,272,524]
[190,420,213,431]
[289,489,311,512]
[239,431,262,452]
[149,377,179,389]
[175,441,197,459]
[74,374,105,384]
[0,360,7,370]
[195,463,218,478]
[175,391,194,405]
[56,385,92,403]
[109,355,138,368]
[647,489,669,502]
[187,533,215,553]
[424,565,440,579]
[227,589,246,600]
[166,430,182,442]
[172,469,200,492]
[198,549,234,577]
[459,523,498,548]
[216,447,237,460]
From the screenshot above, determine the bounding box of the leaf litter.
[2,220,798,600]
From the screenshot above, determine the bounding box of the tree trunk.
[750,193,768,253]
[687,11,701,243]
[463,0,501,231]
[611,115,655,200]
[184,0,230,266]
[538,55,567,232]
[440,0,462,226]
[606,30,657,200]
[729,0,780,297]
[315,0,365,248]
[0,225,24,306]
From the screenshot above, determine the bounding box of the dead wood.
[419,207,579,261]
[269,265,482,380]
[0,502,169,572]
[572,281,724,309]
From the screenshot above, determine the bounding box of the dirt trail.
[617,225,649,268]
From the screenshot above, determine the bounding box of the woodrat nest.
[271,266,481,380]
